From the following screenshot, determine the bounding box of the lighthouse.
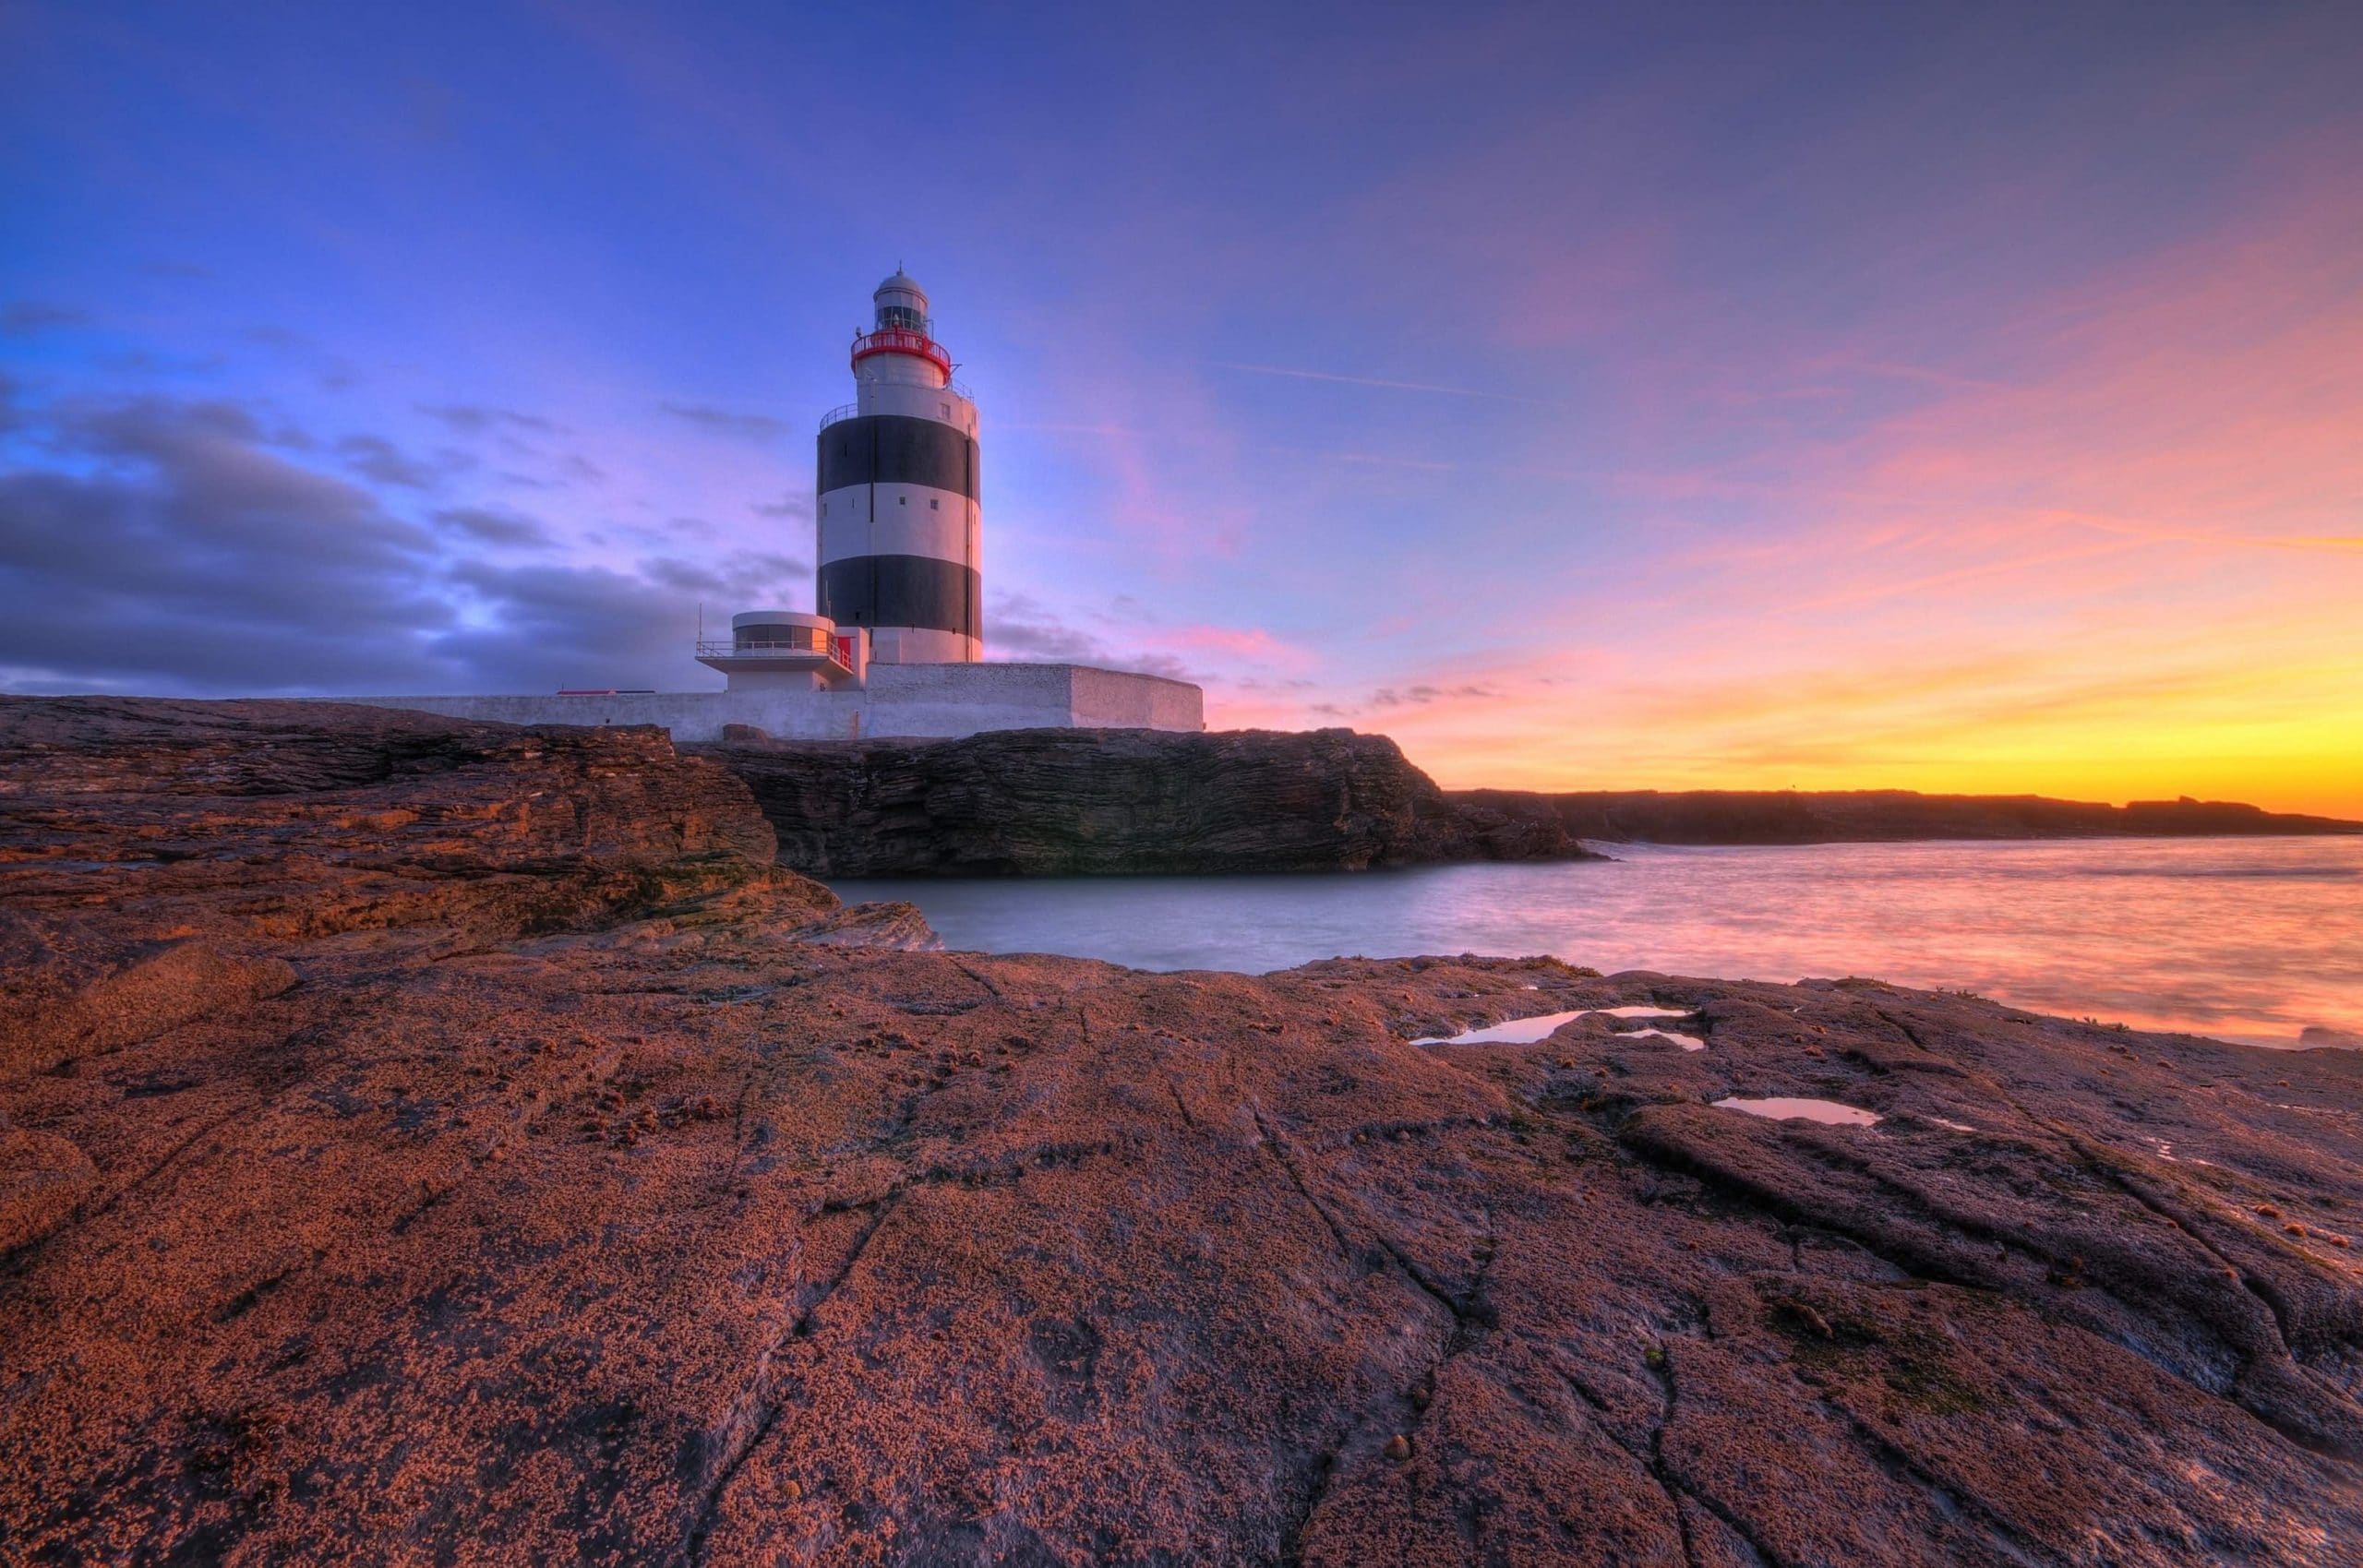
[377,269,1205,735]
[813,269,982,664]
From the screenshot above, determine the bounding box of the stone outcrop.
[3,698,2360,1564]
[704,726,1595,876]
[0,697,924,1079]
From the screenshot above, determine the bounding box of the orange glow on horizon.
[1197,157,2363,820]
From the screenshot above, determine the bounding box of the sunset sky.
[4,2,2358,813]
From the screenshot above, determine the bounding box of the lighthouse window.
[930,497,940,509]
[898,495,906,505]
[735,624,826,652]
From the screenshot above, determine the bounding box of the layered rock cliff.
[0,697,929,1081]
[4,699,2360,1565]
[705,726,1592,876]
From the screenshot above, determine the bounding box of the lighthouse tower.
[814,269,982,664]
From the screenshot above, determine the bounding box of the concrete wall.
[1070,664,1205,730]
[859,662,1084,736]
[356,662,1204,744]
[355,690,858,743]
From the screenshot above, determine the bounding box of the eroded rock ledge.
[3,698,2359,1565]
[701,726,1598,876]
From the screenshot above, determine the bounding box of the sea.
[831,835,2363,1051]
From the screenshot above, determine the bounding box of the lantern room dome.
[871,268,931,336]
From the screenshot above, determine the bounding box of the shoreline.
[825,835,2363,1054]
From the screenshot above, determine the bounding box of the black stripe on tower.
[817,556,981,639]
[816,414,979,499]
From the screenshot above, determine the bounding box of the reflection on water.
[1592,1006,1708,1051]
[1414,1010,1586,1046]
[832,835,2363,1050]
[1715,1097,1883,1127]
[1414,1007,1709,1051]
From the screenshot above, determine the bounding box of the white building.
[365,270,1202,742]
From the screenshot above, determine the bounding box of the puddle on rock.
[1415,1010,1586,1046]
[1713,1096,1882,1127]
[1419,1005,1708,1050]
[1592,1006,1703,1050]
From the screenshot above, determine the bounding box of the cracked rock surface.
[3,698,2359,1564]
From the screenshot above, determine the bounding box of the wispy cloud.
[4,302,90,334]
[658,401,790,440]
[1206,361,1550,405]
[2049,510,2363,557]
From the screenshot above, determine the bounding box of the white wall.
[817,483,969,560]
[1070,664,1206,729]
[852,380,978,437]
[357,690,863,742]
[355,663,1204,743]
[866,628,979,664]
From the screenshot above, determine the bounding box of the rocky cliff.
[4,699,2360,1565]
[704,726,1593,876]
[0,698,930,1083]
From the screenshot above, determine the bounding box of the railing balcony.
[818,379,976,432]
[850,324,952,377]
[696,638,853,674]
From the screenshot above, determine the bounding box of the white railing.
[696,639,852,673]
[818,384,977,432]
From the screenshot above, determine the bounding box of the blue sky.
[4,2,2359,808]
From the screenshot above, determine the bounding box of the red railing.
[849,325,952,377]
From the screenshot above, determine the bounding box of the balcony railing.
[694,632,855,670]
[850,325,952,376]
[696,638,853,673]
[818,380,976,431]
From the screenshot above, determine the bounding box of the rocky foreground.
[4,698,2361,1565]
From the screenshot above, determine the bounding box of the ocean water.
[830,836,2363,1050]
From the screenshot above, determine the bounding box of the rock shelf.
[3,698,2358,1564]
